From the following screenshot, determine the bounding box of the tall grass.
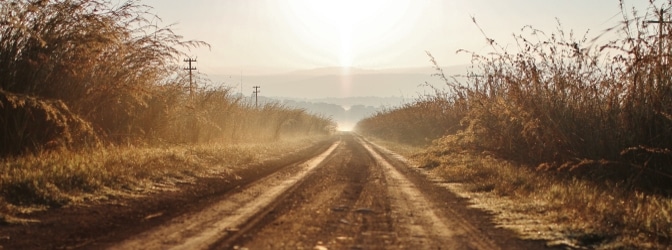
[356,2,672,247]
[145,85,335,145]
[0,0,335,155]
[356,94,465,146]
[0,137,326,215]
[410,145,672,249]
[0,0,335,213]
[356,0,672,192]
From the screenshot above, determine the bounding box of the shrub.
[0,0,334,154]
[0,89,98,156]
[357,0,672,192]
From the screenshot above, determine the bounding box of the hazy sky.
[139,0,656,76]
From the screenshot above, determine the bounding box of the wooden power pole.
[252,85,260,108]
[646,8,672,64]
[645,8,672,86]
[184,58,197,98]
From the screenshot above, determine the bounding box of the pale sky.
[139,0,656,76]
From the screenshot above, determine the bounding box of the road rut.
[105,133,555,249]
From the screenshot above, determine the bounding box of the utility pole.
[645,8,672,86]
[184,58,197,99]
[252,85,260,109]
[646,8,672,64]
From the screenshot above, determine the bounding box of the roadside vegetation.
[0,0,334,220]
[0,137,326,224]
[356,1,672,248]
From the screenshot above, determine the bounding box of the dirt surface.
[0,133,559,249]
[0,138,336,249]
[226,135,555,250]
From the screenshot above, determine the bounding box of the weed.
[357,0,672,193]
[409,145,672,249]
[0,137,327,213]
[356,1,672,247]
[0,0,335,155]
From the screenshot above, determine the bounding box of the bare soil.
[227,135,556,250]
[0,134,559,249]
[0,138,336,249]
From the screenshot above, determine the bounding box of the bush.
[0,90,98,156]
[355,94,465,146]
[357,1,672,192]
[0,0,335,155]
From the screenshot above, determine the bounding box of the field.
[0,0,334,220]
[356,1,672,248]
[3,0,672,248]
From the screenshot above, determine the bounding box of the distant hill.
[212,65,470,130]
[279,96,406,108]
[209,65,470,99]
[279,97,405,131]
[243,96,403,131]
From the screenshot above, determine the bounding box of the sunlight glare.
[338,122,354,132]
[340,25,352,68]
[339,66,352,96]
[308,0,363,68]
[285,0,412,68]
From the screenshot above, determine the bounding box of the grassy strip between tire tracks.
[0,136,331,224]
[369,137,672,250]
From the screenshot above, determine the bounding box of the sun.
[284,0,410,68]
[306,0,362,68]
[339,24,353,68]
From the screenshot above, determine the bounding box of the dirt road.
[109,133,553,249]
[1,133,556,249]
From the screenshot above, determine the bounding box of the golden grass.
[356,3,672,247]
[0,0,336,227]
[362,136,425,157]
[357,0,672,191]
[0,1,336,155]
[408,137,672,249]
[0,136,329,223]
[356,95,463,146]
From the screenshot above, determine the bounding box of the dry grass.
[356,95,464,146]
[355,1,672,248]
[407,137,672,249]
[0,0,335,155]
[0,136,328,223]
[357,0,672,190]
[362,136,425,157]
[0,0,336,222]
[436,2,672,189]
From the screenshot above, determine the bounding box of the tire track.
[106,133,554,250]
[107,141,340,250]
[229,137,396,249]
[234,134,501,249]
[358,137,501,249]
